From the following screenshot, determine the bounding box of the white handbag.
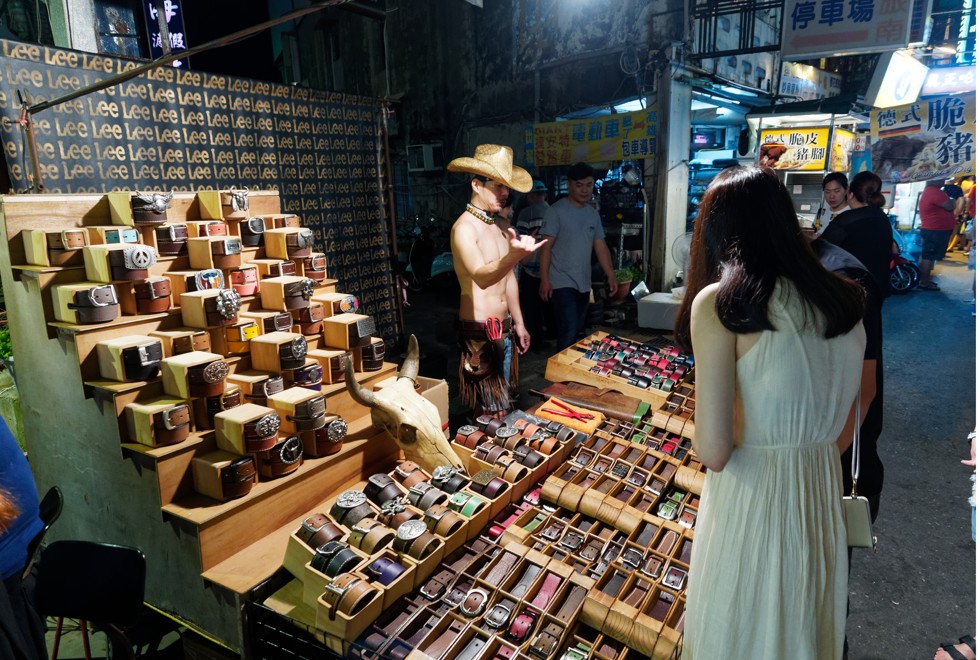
[842,397,876,550]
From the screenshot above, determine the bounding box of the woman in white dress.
[675,166,867,659]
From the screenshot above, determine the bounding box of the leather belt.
[365,556,406,586]
[327,294,359,315]
[186,360,229,398]
[431,465,469,494]
[211,237,242,257]
[328,351,352,382]
[448,491,487,518]
[222,189,249,216]
[392,461,427,489]
[662,564,687,590]
[322,574,377,620]
[529,572,561,610]
[468,468,508,499]
[255,435,303,479]
[104,227,139,244]
[155,224,188,255]
[228,267,258,296]
[508,563,541,600]
[172,330,210,355]
[262,312,294,333]
[134,277,172,314]
[529,622,565,659]
[301,416,346,457]
[514,444,545,468]
[364,473,405,507]
[484,598,516,630]
[505,608,538,643]
[188,268,224,292]
[456,635,487,660]
[121,341,163,381]
[303,253,327,281]
[107,245,157,281]
[454,425,486,450]
[47,229,87,250]
[200,221,227,236]
[359,340,385,362]
[282,278,315,310]
[244,375,284,406]
[203,289,242,327]
[242,413,281,453]
[423,619,466,657]
[494,456,529,483]
[266,260,296,277]
[378,497,416,529]
[311,541,362,577]
[407,482,447,510]
[347,519,395,554]
[278,337,308,370]
[293,303,324,336]
[67,285,120,324]
[423,503,466,537]
[285,229,314,256]
[131,191,172,224]
[150,404,191,445]
[287,362,322,390]
[393,519,440,560]
[225,322,258,354]
[297,514,344,549]
[646,590,675,621]
[330,490,376,528]
[239,217,265,246]
[287,395,327,431]
[482,551,521,585]
[475,442,508,466]
[200,389,242,430]
[273,214,300,228]
[220,455,256,500]
[343,316,376,348]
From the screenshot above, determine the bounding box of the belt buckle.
[229,188,249,213]
[459,588,489,617]
[419,576,447,601]
[136,343,157,366]
[123,245,156,270]
[559,531,583,550]
[220,238,242,255]
[86,285,115,307]
[619,547,643,569]
[162,405,188,430]
[194,268,224,290]
[246,217,265,234]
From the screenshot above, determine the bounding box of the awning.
[745,92,866,118]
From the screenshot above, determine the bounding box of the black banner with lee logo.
[0,39,399,344]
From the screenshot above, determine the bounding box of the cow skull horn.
[344,357,377,407]
[398,335,419,382]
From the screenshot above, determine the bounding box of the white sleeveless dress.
[683,280,866,660]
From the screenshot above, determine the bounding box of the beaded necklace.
[465,203,496,225]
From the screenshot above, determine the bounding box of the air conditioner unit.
[408,143,444,172]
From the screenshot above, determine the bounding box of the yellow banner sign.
[531,108,657,166]
[870,93,976,182]
[830,128,855,173]
[758,127,829,171]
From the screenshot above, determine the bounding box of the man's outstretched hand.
[507,228,545,258]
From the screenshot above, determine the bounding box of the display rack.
[0,190,404,651]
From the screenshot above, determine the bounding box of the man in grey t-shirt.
[538,162,617,350]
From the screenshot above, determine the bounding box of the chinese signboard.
[143,0,188,68]
[0,39,399,343]
[758,127,830,170]
[531,108,658,166]
[871,93,976,182]
[781,0,913,60]
[830,128,855,173]
[921,65,976,97]
[777,61,842,101]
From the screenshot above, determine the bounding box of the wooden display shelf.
[163,415,398,571]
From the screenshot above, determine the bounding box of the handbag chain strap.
[850,394,862,498]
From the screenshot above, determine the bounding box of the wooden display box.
[250,331,308,373]
[149,328,211,357]
[313,576,382,654]
[82,243,155,283]
[191,450,256,502]
[302,550,370,608]
[187,236,243,271]
[52,282,117,324]
[180,290,239,329]
[124,395,189,447]
[258,213,301,230]
[311,292,359,318]
[226,370,274,399]
[322,313,375,351]
[308,349,350,385]
[251,258,296,279]
[214,402,279,454]
[95,334,161,382]
[240,310,294,336]
[267,387,324,435]
[161,350,225,399]
[264,227,308,260]
[186,220,228,238]
[259,275,310,312]
[282,531,318,581]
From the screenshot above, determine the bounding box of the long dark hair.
[675,166,864,351]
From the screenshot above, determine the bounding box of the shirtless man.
[447,145,543,418]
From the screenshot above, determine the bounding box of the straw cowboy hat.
[447,144,533,193]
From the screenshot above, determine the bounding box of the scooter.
[890,225,921,294]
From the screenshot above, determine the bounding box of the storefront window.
[95,0,146,59]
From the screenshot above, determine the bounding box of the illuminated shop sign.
[143,0,189,67]
[921,65,976,97]
[757,127,830,171]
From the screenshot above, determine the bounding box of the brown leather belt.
[151,404,191,445]
[255,435,303,479]
[220,455,256,500]
[301,416,346,457]
[423,619,466,657]
[294,304,324,336]
[107,246,156,281]
[278,337,308,369]
[285,229,314,257]
[262,312,294,333]
[211,237,242,257]
[282,278,315,310]
[242,413,281,452]
[203,289,241,327]
[131,192,172,225]
[239,217,265,247]
[199,388,242,430]
[46,229,87,250]
[328,352,352,381]
[264,260,295,278]
[200,221,227,236]
[288,395,327,431]
[244,376,284,406]
[297,513,344,549]
[273,214,300,228]
[155,225,188,255]
[347,518,396,554]
[134,277,172,314]
[304,253,327,280]
[67,285,120,324]
[186,360,229,398]
[322,573,378,620]
[172,330,210,355]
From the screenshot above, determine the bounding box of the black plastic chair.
[21,486,63,580]
[34,540,146,660]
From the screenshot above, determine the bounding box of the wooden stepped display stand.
[0,191,407,652]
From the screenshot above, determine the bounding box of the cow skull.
[345,334,464,471]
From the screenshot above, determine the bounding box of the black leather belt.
[155,224,188,255]
[282,278,315,309]
[121,341,163,381]
[187,360,229,397]
[220,455,255,500]
[263,312,294,333]
[278,337,308,369]
[244,375,284,406]
[239,217,265,246]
